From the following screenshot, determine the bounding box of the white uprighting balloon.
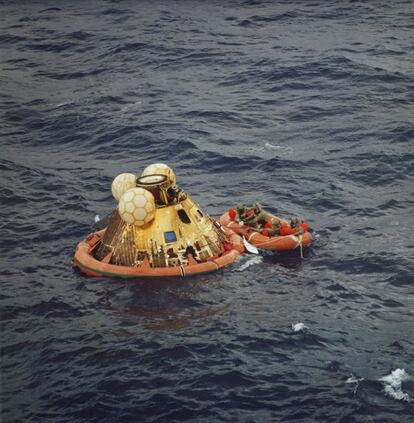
[118,188,156,226]
[141,163,176,186]
[111,173,137,201]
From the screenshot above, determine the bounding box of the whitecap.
[264,142,284,150]
[264,142,293,153]
[346,375,364,396]
[237,255,263,271]
[292,322,306,332]
[55,101,72,108]
[379,368,412,402]
[120,100,142,112]
[346,375,364,384]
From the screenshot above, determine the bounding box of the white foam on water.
[379,368,412,402]
[55,101,72,108]
[346,375,365,395]
[292,322,306,332]
[264,142,293,152]
[346,375,365,384]
[265,142,283,150]
[121,100,142,112]
[94,214,101,223]
[237,255,263,271]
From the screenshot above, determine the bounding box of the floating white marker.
[94,214,101,223]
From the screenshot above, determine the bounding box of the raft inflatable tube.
[73,226,244,278]
[219,212,312,252]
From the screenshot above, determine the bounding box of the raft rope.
[298,234,304,258]
[288,234,304,258]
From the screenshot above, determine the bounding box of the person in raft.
[261,219,281,237]
[229,202,270,231]
[262,217,309,237]
[244,203,269,229]
[236,203,247,222]
[228,204,309,237]
[228,203,247,224]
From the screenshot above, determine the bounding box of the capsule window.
[164,231,177,243]
[178,209,191,224]
[197,209,203,217]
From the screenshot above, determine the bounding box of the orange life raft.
[73,225,244,278]
[219,211,312,252]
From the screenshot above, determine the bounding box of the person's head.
[236,203,245,212]
[253,202,262,212]
[271,220,280,229]
[290,217,300,227]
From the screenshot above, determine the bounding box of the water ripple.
[1,1,413,422]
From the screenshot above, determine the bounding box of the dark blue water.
[1,1,414,422]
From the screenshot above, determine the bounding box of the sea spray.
[379,368,412,402]
[237,255,263,271]
[292,322,307,332]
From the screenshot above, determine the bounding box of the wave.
[101,8,130,16]
[38,7,62,13]
[67,31,94,41]
[35,67,107,80]
[292,322,306,332]
[2,2,414,422]
[0,34,27,44]
[25,42,77,53]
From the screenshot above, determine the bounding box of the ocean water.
[1,1,414,422]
